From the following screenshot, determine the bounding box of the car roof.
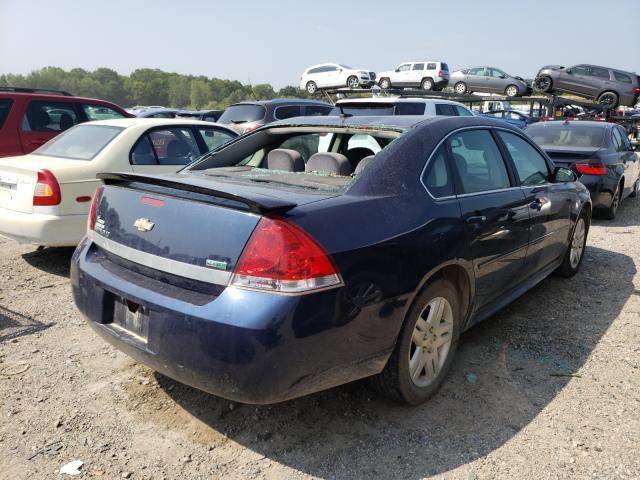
[529,120,613,129]
[231,98,332,106]
[335,97,468,107]
[78,118,237,130]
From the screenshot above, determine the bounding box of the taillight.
[633,87,640,94]
[438,71,443,78]
[88,185,104,231]
[33,169,61,206]
[231,217,341,293]
[575,163,607,175]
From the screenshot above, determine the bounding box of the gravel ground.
[1,201,639,480]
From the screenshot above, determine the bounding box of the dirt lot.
[1,203,639,480]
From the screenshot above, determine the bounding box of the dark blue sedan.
[71,115,591,405]
[480,110,531,129]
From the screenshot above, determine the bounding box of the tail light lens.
[633,87,640,94]
[33,169,61,206]
[438,71,443,78]
[231,217,341,293]
[575,163,607,175]
[87,185,104,231]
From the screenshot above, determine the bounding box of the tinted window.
[82,104,124,120]
[441,63,449,71]
[146,128,200,165]
[24,101,79,132]
[396,103,426,115]
[308,67,322,74]
[498,131,549,185]
[0,99,12,129]
[611,128,626,152]
[468,67,485,76]
[435,104,458,116]
[398,64,411,72]
[571,65,590,75]
[198,127,235,151]
[613,71,632,83]
[305,105,332,116]
[426,63,437,70]
[279,133,332,162]
[423,145,453,197]
[488,68,504,77]
[589,67,610,79]
[218,104,266,124]
[130,137,157,165]
[274,105,302,120]
[455,106,473,116]
[449,130,510,193]
[147,112,175,118]
[413,63,425,71]
[34,125,123,160]
[527,124,605,148]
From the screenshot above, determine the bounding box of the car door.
[410,63,425,86]
[496,130,572,275]
[612,126,639,196]
[393,63,412,86]
[558,65,591,95]
[129,126,202,174]
[448,128,530,309]
[19,100,81,152]
[466,67,486,91]
[586,66,614,98]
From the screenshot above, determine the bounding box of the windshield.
[218,104,266,124]
[187,126,403,193]
[331,103,425,116]
[33,124,124,160]
[527,124,605,148]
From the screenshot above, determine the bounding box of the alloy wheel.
[408,297,453,388]
[306,82,317,94]
[421,79,433,90]
[506,85,518,97]
[535,76,551,92]
[380,78,390,89]
[569,217,586,269]
[598,93,617,107]
[454,82,467,94]
[347,76,359,88]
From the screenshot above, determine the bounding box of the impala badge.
[134,218,155,232]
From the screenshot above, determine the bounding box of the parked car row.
[299,61,640,107]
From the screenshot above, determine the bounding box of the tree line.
[0,67,312,109]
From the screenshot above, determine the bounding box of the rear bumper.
[0,207,85,246]
[579,175,613,209]
[71,239,402,404]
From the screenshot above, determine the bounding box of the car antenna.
[338,104,352,119]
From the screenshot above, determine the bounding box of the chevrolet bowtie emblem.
[133,218,155,232]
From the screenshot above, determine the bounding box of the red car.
[0,87,132,157]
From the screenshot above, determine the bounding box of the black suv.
[534,64,640,108]
[217,99,332,134]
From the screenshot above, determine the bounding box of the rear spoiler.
[97,172,297,215]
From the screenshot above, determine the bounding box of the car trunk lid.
[543,146,602,170]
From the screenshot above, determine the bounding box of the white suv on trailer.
[376,61,450,91]
[299,63,376,94]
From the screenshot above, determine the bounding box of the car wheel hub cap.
[570,218,585,269]
[409,297,453,388]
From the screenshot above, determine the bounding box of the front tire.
[371,279,461,405]
[379,78,391,89]
[421,78,434,91]
[305,81,317,94]
[534,75,553,93]
[505,85,519,97]
[347,76,359,89]
[454,82,467,94]
[555,212,589,277]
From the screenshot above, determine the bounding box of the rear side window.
[423,145,454,197]
[427,63,437,70]
[0,99,12,128]
[413,63,425,71]
[449,130,510,194]
[589,67,610,79]
[304,105,332,116]
[498,131,549,186]
[131,128,200,165]
[82,104,125,120]
[612,128,626,152]
[613,71,632,83]
[23,101,79,132]
[396,103,426,115]
[455,106,473,117]
[274,105,302,120]
[198,127,235,151]
[435,104,458,116]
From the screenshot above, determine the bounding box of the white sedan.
[0,118,237,247]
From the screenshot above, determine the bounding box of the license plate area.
[111,298,149,344]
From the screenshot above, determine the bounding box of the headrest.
[267,148,304,172]
[306,152,352,176]
[167,139,189,157]
[354,155,375,174]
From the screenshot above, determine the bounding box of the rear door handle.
[466,215,487,224]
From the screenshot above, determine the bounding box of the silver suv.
[449,67,531,97]
[534,64,640,108]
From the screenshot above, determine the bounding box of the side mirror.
[565,68,572,74]
[553,166,577,182]
[395,68,400,72]
[500,75,506,79]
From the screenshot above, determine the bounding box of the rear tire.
[347,76,359,89]
[371,279,461,405]
[305,81,317,94]
[379,78,391,89]
[603,182,622,220]
[421,78,434,91]
[534,75,553,93]
[555,212,589,277]
[630,179,639,198]
[454,82,467,94]
[597,91,619,109]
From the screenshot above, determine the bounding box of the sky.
[1,0,638,89]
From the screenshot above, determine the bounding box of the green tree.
[129,68,170,106]
[168,75,192,108]
[190,79,211,109]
